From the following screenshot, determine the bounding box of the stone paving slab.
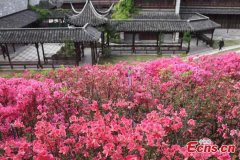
[12,43,63,61]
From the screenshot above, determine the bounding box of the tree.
[112,0,135,19]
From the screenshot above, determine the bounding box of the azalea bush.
[0,53,240,159]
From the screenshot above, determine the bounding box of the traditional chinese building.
[58,0,240,29]
[180,0,240,29]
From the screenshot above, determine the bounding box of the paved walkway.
[0,44,93,69]
[0,43,63,62]
[213,29,240,40]
[190,45,240,60]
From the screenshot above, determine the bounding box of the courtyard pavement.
[0,43,63,62]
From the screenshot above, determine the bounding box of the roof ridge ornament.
[70,3,81,14]
[95,3,115,16]
[89,0,108,18]
[66,0,109,27]
[83,23,89,30]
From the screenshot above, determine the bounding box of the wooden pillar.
[157,32,160,53]
[35,43,42,68]
[210,29,214,47]
[95,42,98,63]
[5,44,13,69]
[12,44,16,52]
[90,42,95,65]
[107,33,110,47]
[0,44,6,59]
[74,42,81,66]
[180,37,183,49]
[132,33,136,54]
[101,32,105,54]
[196,33,199,46]
[159,32,162,53]
[187,40,191,54]
[41,43,46,62]
[81,43,85,57]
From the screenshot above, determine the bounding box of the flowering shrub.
[0,52,240,159]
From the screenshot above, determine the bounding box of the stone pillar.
[175,0,181,14]
[120,32,124,41]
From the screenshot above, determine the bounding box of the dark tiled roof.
[181,7,240,15]
[0,10,39,28]
[133,11,180,19]
[180,13,221,31]
[189,19,221,31]
[110,19,190,32]
[0,25,101,44]
[65,0,108,27]
[110,11,220,32]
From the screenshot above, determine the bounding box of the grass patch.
[98,55,168,65]
[0,69,54,78]
[0,70,24,78]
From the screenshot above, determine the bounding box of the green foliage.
[181,70,193,78]
[183,32,191,43]
[112,0,135,19]
[104,22,117,37]
[61,40,75,57]
[180,53,188,57]
[111,33,121,43]
[102,47,112,58]
[30,6,50,20]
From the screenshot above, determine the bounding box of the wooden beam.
[35,43,42,68]
[5,44,13,69]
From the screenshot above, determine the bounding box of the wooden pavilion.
[110,11,220,54]
[0,24,101,69]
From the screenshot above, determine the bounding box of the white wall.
[0,0,28,17]
[175,0,181,15]
[29,0,40,6]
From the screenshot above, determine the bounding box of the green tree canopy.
[112,0,135,19]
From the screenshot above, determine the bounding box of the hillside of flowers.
[0,52,240,160]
